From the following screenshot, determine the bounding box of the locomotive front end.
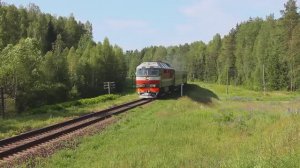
[136,63,161,98]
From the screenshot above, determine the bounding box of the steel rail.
[0,98,153,160]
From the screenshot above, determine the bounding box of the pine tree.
[266,20,288,90]
[45,19,57,52]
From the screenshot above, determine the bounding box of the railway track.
[0,98,153,160]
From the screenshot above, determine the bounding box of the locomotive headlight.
[149,84,158,87]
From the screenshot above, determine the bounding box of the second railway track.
[0,98,153,160]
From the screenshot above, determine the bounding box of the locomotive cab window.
[136,68,160,77]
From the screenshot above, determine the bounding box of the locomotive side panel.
[160,69,175,88]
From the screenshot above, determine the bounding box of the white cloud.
[177,0,238,42]
[180,0,218,18]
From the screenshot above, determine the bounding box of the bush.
[16,83,69,112]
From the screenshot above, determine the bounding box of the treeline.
[1,0,299,111]
[0,2,90,53]
[126,0,300,91]
[0,2,126,111]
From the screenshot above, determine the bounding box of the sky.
[3,0,289,50]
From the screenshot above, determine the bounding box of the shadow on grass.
[185,84,219,104]
[160,84,219,105]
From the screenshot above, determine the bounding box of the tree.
[0,4,21,49]
[290,22,300,90]
[19,7,29,38]
[186,41,206,80]
[218,29,236,84]
[266,21,288,90]
[153,46,167,61]
[67,47,78,85]
[281,0,300,91]
[234,18,262,88]
[252,15,273,90]
[44,19,57,52]
[84,21,93,38]
[0,38,42,111]
[142,47,155,61]
[64,14,83,48]
[41,34,69,85]
[113,46,127,91]
[101,37,115,82]
[206,34,221,82]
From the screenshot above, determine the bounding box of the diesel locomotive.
[136,61,187,98]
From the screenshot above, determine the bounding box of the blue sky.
[4,0,288,50]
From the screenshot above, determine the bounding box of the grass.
[27,82,300,168]
[0,93,138,139]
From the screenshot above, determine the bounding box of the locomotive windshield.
[136,68,160,77]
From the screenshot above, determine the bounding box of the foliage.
[2,0,300,112]
[0,3,127,111]
[125,0,300,92]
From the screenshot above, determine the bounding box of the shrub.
[16,83,69,112]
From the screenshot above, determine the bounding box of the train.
[136,61,187,98]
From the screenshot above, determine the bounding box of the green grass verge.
[0,93,138,139]
[31,82,300,168]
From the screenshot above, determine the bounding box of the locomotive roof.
[136,61,173,69]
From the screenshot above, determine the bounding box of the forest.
[0,0,300,111]
[0,2,126,111]
[126,0,300,92]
